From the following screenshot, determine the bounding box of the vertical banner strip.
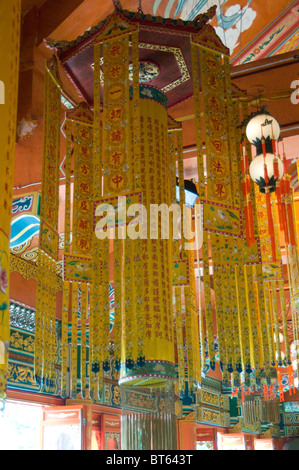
[254,263,271,379]
[93,41,103,199]
[210,234,226,373]
[190,42,205,199]
[102,35,132,196]
[198,48,232,206]
[175,287,185,395]
[71,282,78,399]
[80,282,88,398]
[202,232,215,369]
[223,58,242,209]
[278,280,291,365]
[184,287,194,390]
[131,31,141,192]
[64,120,72,255]
[113,237,122,370]
[34,250,43,385]
[50,257,57,388]
[124,237,135,366]
[270,281,282,366]
[245,265,261,384]
[101,238,111,371]
[263,282,276,367]
[61,280,70,398]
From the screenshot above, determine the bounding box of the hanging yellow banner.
[0,0,21,406]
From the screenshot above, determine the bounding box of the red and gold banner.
[102,36,132,196]
[73,122,94,255]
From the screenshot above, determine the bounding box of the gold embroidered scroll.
[118,91,176,386]
[102,36,132,196]
[191,31,275,390]
[62,106,96,399]
[168,121,201,394]
[35,62,61,389]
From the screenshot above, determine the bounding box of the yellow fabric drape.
[0,0,21,405]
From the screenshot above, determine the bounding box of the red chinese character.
[79,128,90,140]
[79,163,90,175]
[208,96,219,111]
[78,219,89,231]
[109,65,122,79]
[211,140,223,153]
[207,75,217,88]
[79,182,90,194]
[211,117,222,131]
[110,129,123,143]
[111,151,122,166]
[110,44,121,57]
[110,108,122,121]
[212,159,225,174]
[215,183,226,197]
[79,200,89,213]
[112,174,123,189]
[79,238,90,251]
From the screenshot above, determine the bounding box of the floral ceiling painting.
[150,0,299,64]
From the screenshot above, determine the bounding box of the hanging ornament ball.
[249,153,284,193]
[246,113,280,145]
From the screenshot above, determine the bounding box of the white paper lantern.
[290,340,299,356]
[249,153,284,191]
[246,113,280,145]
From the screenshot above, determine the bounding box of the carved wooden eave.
[44,6,217,58]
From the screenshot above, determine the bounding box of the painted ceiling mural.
[147,0,299,64]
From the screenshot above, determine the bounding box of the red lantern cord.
[271,122,276,155]
[265,188,277,261]
[277,141,290,245]
[281,139,296,246]
[241,145,255,246]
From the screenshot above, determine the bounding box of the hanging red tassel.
[287,365,294,395]
[280,178,290,245]
[242,180,250,246]
[275,183,284,231]
[285,177,296,247]
[247,196,255,246]
[262,134,267,158]
[264,384,269,401]
[271,122,276,156]
[265,189,277,261]
[277,370,285,402]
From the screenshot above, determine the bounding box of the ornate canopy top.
[45,6,228,109]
